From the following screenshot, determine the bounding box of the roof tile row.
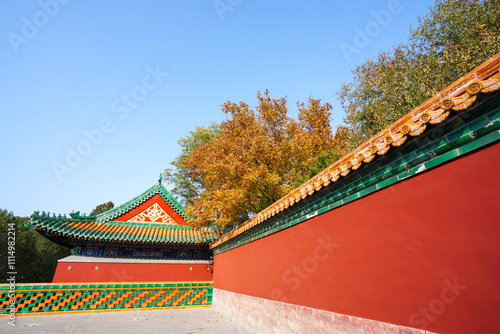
[30,216,217,245]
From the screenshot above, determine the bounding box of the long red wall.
[214,142,500,334]
[53,262,213,282]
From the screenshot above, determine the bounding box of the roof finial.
[158,173,163,185]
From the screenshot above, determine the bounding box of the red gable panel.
[114,194,186,225]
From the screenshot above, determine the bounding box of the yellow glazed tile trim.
[211,52,500,249]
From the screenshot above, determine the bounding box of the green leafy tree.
[338,0,500,147]
[90,201,115,215]
[293,152,340,187]
[164,123,222,206]
[0,209,71,283]
[0,210,35,282]
[411,0,500,81]
[31,233,72,282]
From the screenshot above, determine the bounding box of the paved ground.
[0,307,256,334]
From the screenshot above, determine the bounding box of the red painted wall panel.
[53,262,213,282]
[214,142,500,334]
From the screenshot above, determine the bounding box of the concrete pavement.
[0,307,257,334]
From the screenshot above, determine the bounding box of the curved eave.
[29,219,218,247]
[35,229,73,248]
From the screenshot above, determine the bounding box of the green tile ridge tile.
[376,175,400,190]
[467,115,491,131]
[457,130,500,155]
[423,154,451,170]
[390,163,409,175]
[473,119,500,138]
[367,173,387,186]
[445,116,466,133]
[486,108,500,122]
[342,193,360,204]
[414,140,442,159]
[358,184,378,197]
[435,148,461,164]
[404,152,434,170]
[389,151,417,170]
[446,126,471,143]
[370,165,391,180]
[347,180,365,195]
[453,133,475,147]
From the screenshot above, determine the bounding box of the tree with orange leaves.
[167,90,338,234]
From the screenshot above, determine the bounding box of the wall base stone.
[213,289,436,334]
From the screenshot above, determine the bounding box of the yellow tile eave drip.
[210,52,500,249]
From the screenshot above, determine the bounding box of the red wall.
[214,142,500,334]
[53,261,213,282]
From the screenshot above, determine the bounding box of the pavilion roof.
[28,215,217,246]
[28,180,217,247]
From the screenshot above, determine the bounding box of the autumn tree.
[169,90,337,233]
[338,0,500,148]
[0,209,71,282]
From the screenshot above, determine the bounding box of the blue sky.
[0,0,436,217]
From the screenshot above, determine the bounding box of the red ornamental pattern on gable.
[127,203,176,224]
[114,194,186,225]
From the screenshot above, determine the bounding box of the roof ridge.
[28,211,95,223]
[95,183,186,223]
[28,182,188,225]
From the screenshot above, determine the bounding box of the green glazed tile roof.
[27,182,216,246]
[28,216,218,245]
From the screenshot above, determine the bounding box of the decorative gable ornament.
[127,203,176,224]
